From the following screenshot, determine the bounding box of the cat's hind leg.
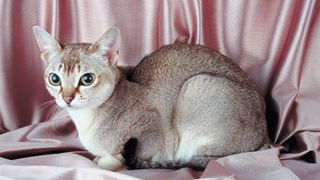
[174,74,267,162]
[174,74,237,160]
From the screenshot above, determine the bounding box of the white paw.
[96,154,125,171]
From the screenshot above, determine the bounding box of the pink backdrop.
[0,0,320,179]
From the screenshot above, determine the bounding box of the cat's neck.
[68,107,95,134]
[106,75,143,107]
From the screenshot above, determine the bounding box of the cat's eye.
[80,73,95,86]
[49,73,61,86]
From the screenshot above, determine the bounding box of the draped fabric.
[1,0,320,179]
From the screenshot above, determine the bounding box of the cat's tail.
[122,138,218,170]
[126,156,218,170]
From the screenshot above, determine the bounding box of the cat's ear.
[90,27,121,66]
[32,25,62,63]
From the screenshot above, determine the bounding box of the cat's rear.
[127,43,269,169]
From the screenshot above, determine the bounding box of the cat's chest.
[78,133,105,156]
[68,109,106,155]
[68,109,95,134]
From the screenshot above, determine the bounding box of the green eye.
[80,73,95,86]
[49,73,61,86]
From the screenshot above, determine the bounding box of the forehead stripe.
[63,63,78,75]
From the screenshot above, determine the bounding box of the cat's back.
[130,43,256,92]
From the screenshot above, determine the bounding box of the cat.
[33,25,269,171]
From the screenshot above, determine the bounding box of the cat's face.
[33,26,121,110]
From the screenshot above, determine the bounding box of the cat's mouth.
[56,97,101,110]
[63,103,83,110]
[56,99,87,110]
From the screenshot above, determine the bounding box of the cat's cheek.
[95,84,114,103]
[55,99,68,108]
[45,84,61,98]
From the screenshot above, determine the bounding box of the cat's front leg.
[95,153,126,171]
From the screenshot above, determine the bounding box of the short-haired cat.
[33,26,269,171]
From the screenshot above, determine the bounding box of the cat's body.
[33,26,269,171]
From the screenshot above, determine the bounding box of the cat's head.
[33,26,121,110]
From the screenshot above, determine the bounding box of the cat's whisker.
[45,105,56,121]
[38,100,56,112]
[39,100,55,108]
[38,100,65,133]
[46,104,61,121]
[49,105,69,134]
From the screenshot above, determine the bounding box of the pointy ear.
[90,27,121,66]
[32,25,61,64]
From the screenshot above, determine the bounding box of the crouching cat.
[33,26,269,171]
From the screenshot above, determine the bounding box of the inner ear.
[90,27,121,66]
[33,25,62,63]
[106,50,119,66]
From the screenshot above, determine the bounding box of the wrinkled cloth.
[1,0,320,179]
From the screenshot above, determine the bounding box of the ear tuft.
[32,25,61,63]
[90,26,121,66]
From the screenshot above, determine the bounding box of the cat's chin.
[57,104,79,111]
[56,100,88,111]
[63,105,81,111]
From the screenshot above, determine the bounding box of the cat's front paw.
[96,154,126,171]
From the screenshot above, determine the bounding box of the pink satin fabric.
[1,0,320,179]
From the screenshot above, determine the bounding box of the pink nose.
[63,96,74,104]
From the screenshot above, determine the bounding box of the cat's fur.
[33,26,269,171]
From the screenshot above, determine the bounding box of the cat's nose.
[63,96,74,105]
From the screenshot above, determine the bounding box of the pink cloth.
[1,0,320,179]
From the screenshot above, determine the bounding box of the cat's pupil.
[49,73,61,86]
[80,73,95,86]
[83,74,93,82]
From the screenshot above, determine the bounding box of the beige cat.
[33,26,269,171]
